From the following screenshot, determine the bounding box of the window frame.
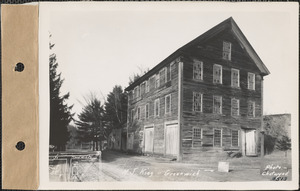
[193,92,203,112]
[193,61,203,81]
[213,64,223,84]
[154,98,160,117]
[222,41,232,61]
[170,62,175,81]
[131,109,134,122]
[145,103,149,119]
[231,98,240,116]
[155,74,160,88]
[165,94,172,114]
[145,80,149,93]
[140,81,146,96]
[231,68,240,88]
[137,107,141,120]
[192,127,202,148]
[213,95,222,114]
[248,101,256,117]
[248,72,256,90]
[231,130,239,147]
[213,128,222,147]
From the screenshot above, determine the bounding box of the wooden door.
[245,130,257,156]
[144,128,154,153]
[165,124,179,156]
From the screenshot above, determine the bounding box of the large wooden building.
[125,17,270,161]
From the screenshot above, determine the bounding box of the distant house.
[125,17,270,160]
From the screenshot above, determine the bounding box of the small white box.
[218,161,229,172]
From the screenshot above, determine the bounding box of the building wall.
[127,60,179,155]
[181,30,263,159]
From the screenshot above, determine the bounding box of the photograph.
[39,2,298,189]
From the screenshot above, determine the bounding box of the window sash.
[159,68,166,85]
[137,107,140,120]
[222,41,232,60]
[165,94,171,114]
[193,61,203,80]
[248,101,255,117]
[213,64,222,84]
[248,73,255,90]
[154,99,160,116]
[145,104,149,119]
[213,96,222,114]
[231,69,240,88]
[155,74,160,88]
[231,130,239,147]
[193,92,203,112]
[214,129,222,147]
[231,98,240,116]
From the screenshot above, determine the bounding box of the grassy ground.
[101,150,292,182]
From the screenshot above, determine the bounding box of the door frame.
[164,120,179,156]
[242,129,258,156]
[144,124,154,154]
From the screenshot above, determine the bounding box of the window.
[213,64,222,84]
[155,74,160,88]
[134,86,140,98]
[223,41,232,60]
[231,98,240,116]
[149,76,155,91]
[165,94,171,114]
[193,61,203,80]
[170,62,176,81]
[145,104,149,119]
[137,107,141,120]
[131,109,134,122]
[154,98,160,117]
[248,72,255,90]
[214,129,222,147]
[140,82,146,95]
[193,92,203,112]
[159,68,167,85]
[248,101,255,117]
[231,69,240,88]
[231,130,239,147]
[192,127,202,147]
[128,90,133,101]
[213,96,222,114]
[146,80,149,93]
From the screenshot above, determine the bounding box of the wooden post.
[260,76,264,157]
[177,60,183,161]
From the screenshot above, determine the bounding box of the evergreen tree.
[49,39,73,151]
[275,135,291,157]
[103,86,128,133]
[76,95,105,151]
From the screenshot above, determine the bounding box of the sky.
[48,3,298,119]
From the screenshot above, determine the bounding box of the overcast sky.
[48,3,298,119]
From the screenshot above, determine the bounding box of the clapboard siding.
[180,29,263,159]
[127,60,179,154]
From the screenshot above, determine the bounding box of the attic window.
[223,41,232,60]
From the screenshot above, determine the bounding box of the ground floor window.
[231,130,239,147]
[192,127,202,147]
[214,129,222,147]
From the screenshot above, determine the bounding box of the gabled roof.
[125,17,270,91]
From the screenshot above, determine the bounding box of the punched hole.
[16,141,25,151]
[15,62,24,72]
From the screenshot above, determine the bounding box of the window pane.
[214,129,221,147]
[232,130,239,146]
[213,65,222,84]
[213,96,222,114]
[231,98,239,116]
[193,62,203,80]
[223,41,231,60]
